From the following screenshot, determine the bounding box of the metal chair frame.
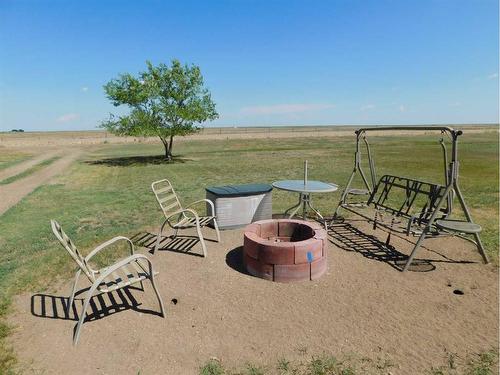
[50,220,165,345]
[151,179,221,257]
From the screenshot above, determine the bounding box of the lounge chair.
[50,220,165,345]
[151,179,220,257]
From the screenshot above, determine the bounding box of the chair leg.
[213,218,221,242]
[149,272,165,317]
[67,269,81,316]
[154,219,170,254]
[73,281,99,346]
[196,223,208,257]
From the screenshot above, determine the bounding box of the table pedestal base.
[284,193,327,229]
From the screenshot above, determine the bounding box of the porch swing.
[333,126,490,272]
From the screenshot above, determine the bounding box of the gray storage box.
[206,184,273,230]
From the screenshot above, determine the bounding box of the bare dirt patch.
[9,220,498,374]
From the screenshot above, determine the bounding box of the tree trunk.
[168,135,174,158]
[159,136,172,161]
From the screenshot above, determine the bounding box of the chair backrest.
[367,175,451,224]
[151,179,183,218]
[50,220,94,281]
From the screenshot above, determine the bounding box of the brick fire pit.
[243,219,328,282]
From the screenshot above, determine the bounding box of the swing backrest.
[367,175,451,224]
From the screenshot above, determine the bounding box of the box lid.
[206,183,273,197]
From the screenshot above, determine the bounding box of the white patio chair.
[151,179,220,257]
[50,220,165,345]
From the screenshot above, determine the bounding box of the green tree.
[101,59,218,160]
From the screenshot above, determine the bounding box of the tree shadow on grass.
[84,154,192,167]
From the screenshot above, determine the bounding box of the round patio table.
[272,180,338,228]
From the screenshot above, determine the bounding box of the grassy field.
[0,150,33,171]
[0,131,498,372]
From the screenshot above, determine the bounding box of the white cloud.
[399,105,406,112]
[360,104,376,111]
[81,86,89,92]
[449,101,461,107]
[241,103,335,115]
[488,73,498,80]
[56,113,80,123]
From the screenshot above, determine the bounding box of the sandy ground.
[10,220,498,374]
[0,148,82,215]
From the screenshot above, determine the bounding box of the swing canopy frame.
[333,126,489,272]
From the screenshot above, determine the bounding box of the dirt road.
[0,149,82,216]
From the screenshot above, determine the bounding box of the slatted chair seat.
[347,188,370,195]
[51,220,165,345]
[97,260,151,293]
[174,215,216,228]
[152,179,221,257]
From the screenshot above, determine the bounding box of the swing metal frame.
[333,126,489,272]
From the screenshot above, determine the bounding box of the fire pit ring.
[243,219,328,282]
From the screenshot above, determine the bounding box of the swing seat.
[347,188,370,195]
[435,219,482,234]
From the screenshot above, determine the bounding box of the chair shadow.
[84,154,192,167]
[130,231,205,258]
[328,222,436,272]
[31,285,162,326]
[225,246,251,276]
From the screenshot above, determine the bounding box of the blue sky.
[0,0,498,131]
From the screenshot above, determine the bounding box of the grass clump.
[308,355,354,375]
[200,359,225,375]
[427,348,498,375]
[465,350,498,375]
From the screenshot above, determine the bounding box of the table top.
[272,180,338,193]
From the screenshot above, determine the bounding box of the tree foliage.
[101,59,218,159]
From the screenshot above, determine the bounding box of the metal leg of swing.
[402,230,427,272]
[454,182,490,264]
[473,232,489,264]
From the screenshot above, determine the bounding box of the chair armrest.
[85,236,135,262]
[185,199,215,216]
